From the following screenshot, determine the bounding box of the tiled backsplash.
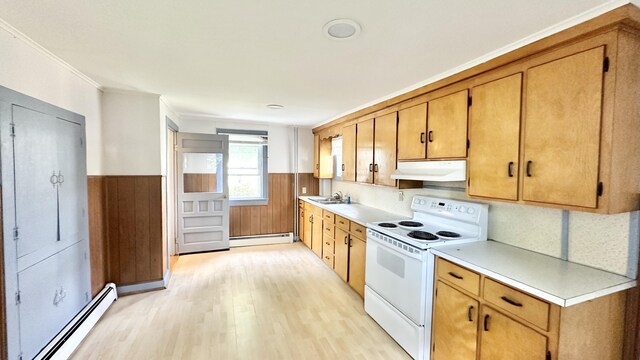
[332,180,639,278]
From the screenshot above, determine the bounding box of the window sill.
[230,198,268,206]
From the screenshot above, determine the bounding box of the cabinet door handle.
[342,164,345,171]
[369,163,373,172]
[420,132,426,144]
[349,238,353,247]
[484,314,490,331]
[501,296,523,307]
[508,161,514,177]
[374,164,379,173]
[344,235,348,245]
[428,131,434,142]
[316,164,319,170]
[448,272,463,280]
[526,160,533,177]
[468,306,474,322]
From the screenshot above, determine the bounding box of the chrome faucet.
[333,191,343,202]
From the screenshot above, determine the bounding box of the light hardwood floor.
[73,242,411,359]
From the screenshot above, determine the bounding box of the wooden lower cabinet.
[334,227,349,282]
[311,212,323,258]
[348,235,366,297]
[322,237,334,267]
[298,202,306,246]
[432,281,478,360]
[432,257,626,360]
[479,306,547,360]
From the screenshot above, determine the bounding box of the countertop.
[298,196,408,226]
[431,241,636,307]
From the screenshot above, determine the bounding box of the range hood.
[390,160,466,182]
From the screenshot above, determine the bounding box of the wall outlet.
[302,187,307,194]
[398,191,404,201]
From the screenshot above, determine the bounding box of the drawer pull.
[501,296,523,307]
[325,241,330,245]
[484,314,490,331]
[325,227,330,232]
[467,305,474,322]
[355,228,362,233]
[448,272,463,280]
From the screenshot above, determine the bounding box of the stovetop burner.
[407,231,439,241]
[398,221,424,228]
[436,231,461,238]
[378,222,398,228]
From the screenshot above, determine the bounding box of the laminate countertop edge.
[298,196,409,226]
[431,241,637,307]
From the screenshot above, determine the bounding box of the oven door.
[365,233,427,325]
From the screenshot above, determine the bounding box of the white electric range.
[364,196,488,360]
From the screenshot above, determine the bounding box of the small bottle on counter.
[346,194,351,204]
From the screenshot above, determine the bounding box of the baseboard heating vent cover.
[34,283,118,360]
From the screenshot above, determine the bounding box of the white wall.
[160,97,182,176]
[101,90,161,175]
[332,180,639,278]
[0,20,103,175]
[180,117,309,173]
[297,128,314,173]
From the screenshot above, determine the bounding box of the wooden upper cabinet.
[432,281,478,360]
[318,137,333,179]
[468,74,522,201]
[522,47,604,208]
[313,134,320,177]
[427,90,469,159]
[374,112,398,186]
[479,306,548,360]
[397,103,427,160]
[342,124,357,182]
[356,118,374,183]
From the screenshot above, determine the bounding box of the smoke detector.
[323,19,361,40]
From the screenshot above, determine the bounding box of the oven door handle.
[366,232,424,260]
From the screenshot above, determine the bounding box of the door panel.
[313,134,320,177]
[398,103,427,160]
[348,236,366,298]
[318,137,333,178]
[356,119,374,183]
[523,47,604,208]
[479,306,547,360]
[432,281,478,360]
[311,216,323,258]
[303,210,312,248]
[177,133,229,253]
[342,124,357,181]
[427,90,469,159]
[468,74,522,200]
[334,227,349,282]
[57,119,88,247]
[374,112,398,187]
[18,241,90,360]
[13,106,59,263]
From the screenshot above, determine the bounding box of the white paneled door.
[177,132,230,253]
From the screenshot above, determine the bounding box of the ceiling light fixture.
[266,104,284,110]
[323,19,361,40]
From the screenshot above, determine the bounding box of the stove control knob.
[419,199,426,205]
[467,207,475,214]
[459,206,466,213]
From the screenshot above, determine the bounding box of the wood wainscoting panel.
[88,177,108,297]
[105,176,165,286]
[297,173,319,196]
[229,173,296,237]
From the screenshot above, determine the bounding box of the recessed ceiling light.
[323,19,361,40]
[266,104,284,110]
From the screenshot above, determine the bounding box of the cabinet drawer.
[437,258,480,296]
[323,238,334,257]
[323,223,335,238]
[323,210,335,223]
[350,222,366,239]
[335,215,350,231]
[483,278,550,330]
[323,251,334,268]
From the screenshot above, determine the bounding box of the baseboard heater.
[34,283,118,360]
[229,233,293,247]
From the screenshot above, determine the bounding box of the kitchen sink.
[309,197,344,205]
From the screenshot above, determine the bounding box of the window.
[217,129,268,205]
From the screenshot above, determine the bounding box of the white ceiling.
[0,0,629,126]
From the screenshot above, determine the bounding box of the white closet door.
[13,105,59,265]
[57,118,87,246]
